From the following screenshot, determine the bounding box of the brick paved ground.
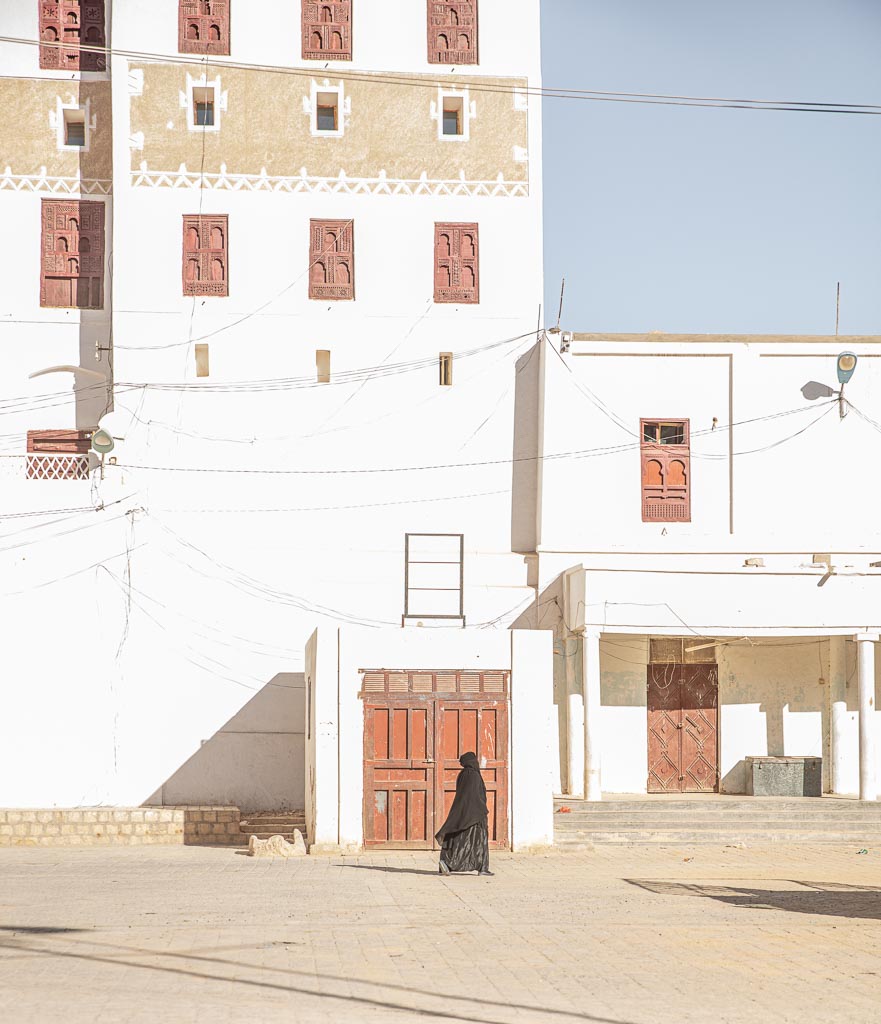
[1,843,880,1023]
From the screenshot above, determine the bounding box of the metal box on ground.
[745,756,822,797]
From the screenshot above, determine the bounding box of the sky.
[541,0,881,334]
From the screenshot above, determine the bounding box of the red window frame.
[178,0,231,56]
[39,1,106,71]
[309,219,355,301]
[40,199,105,310]
[434,223,479,304]
[427,1,478,65]
[302,1,352,61]
[640,419,691,523]
[182,215,229,298]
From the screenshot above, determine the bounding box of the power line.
[5,35,881,115]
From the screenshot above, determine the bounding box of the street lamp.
[836,352,857,418]
[800,352,858,420]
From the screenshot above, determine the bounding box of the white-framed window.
[432,87,474,142]
[304,80,348,137]
[52,97,94,153]
[181,73,227,133]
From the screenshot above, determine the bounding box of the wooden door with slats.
[361,669,509,849]
[647,664,718,793]
[437,699,508,847]
[363,700,436,848]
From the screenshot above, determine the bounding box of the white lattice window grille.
[26,453,91,481]
[431,87,474,142]
[403,533,465,625]
[51,96,94,152]
[303,80,349,138]
[181,73,227,133]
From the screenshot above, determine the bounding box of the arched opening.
[69,218,79,232]
[462,266,475,289]
[187,22,200,40]
[311,262,327,285]
[321,6,333,22]
[324,230,338,252]
[56,237,69,253]
[210,226,224,249]
[331,30,343,50]
[66,12,79,24]
[437,33,449,50]
[437,234,451,256]
[186,258,200,282]
[438,266,451,288]
[448,8,459,25]
[462,234,475,257]
[335,261,351,285]
[668,460,687,487]
[200,0,213,13]
[311,31,323,50]
[644,460,664,486]
[84,26,100,42]
[42,26,58,42]
[458,33,470,50]
[211,258,225,282]
[79,237,91,253]
[68,257,79,274]
[187,226,200,250]
[209,24,221,41]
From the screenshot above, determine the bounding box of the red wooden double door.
[647,664,718,793]
[362,670,509,849]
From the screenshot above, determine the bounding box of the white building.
[0,0,549,836]
[531,331,881,805]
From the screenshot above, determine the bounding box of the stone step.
[554,800,874,812]
[555,830,881,845]
[239,812,306,839]
[554,812,881,825]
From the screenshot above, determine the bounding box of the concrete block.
[202,811,217,823]
[6,812,22,824]
[22,812,37,823]
[83,811,98,823]
[130,810,144,823]
[144,810,161,822]
[67,811,83,823]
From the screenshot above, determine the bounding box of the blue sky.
[541,1,881,334]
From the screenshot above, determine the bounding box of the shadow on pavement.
[624,878,881,920]
[0,931,637,1024]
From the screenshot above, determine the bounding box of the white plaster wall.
[598,635,648,794]
[114,1,543,81]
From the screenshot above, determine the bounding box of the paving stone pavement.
[1,843,880,1023]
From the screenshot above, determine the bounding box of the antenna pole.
[556,277,566,330]
[835,281,840,336]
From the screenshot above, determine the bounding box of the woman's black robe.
[435,752,490,873]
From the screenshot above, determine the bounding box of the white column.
[828,636,849,795]
[581,629,602,802]
[564,633,585,797]
[855,633,879,802]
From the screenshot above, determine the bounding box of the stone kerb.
[0,806,246,847]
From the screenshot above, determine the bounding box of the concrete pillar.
[828,636,849,795]
[855,633,878,802]
[581,629,602,802]
[565,634,585,797]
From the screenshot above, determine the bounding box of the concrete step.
[239,812,306,839]
[555,813,881,825]
[555,830,881,845]
[554,799,875,812]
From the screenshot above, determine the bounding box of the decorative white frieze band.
[0,169,112,195]
[130,164,529,198]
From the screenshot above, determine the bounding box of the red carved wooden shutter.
[434,223,479,304]
[26,429,92,480]
[41,199,104,309]
[309,219,354,300]
[302,1,352,61]
[40,1,106,71]
[640,419,691,522]
[182,215,229,297]
[427,1,478,65]
[178,0,230,56]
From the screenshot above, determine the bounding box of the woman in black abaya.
[435,752,493,876]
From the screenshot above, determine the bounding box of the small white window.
[64,111,86,147]
[434,87,473,142]
[182,73,225,133]
[315,93,338,132]
[192,86,215,127]
[305,80,347,137]
[439,352,453,386]
[316,349,331,383]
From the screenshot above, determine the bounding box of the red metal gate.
[362,670,509,849]
[647,664,718,793]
